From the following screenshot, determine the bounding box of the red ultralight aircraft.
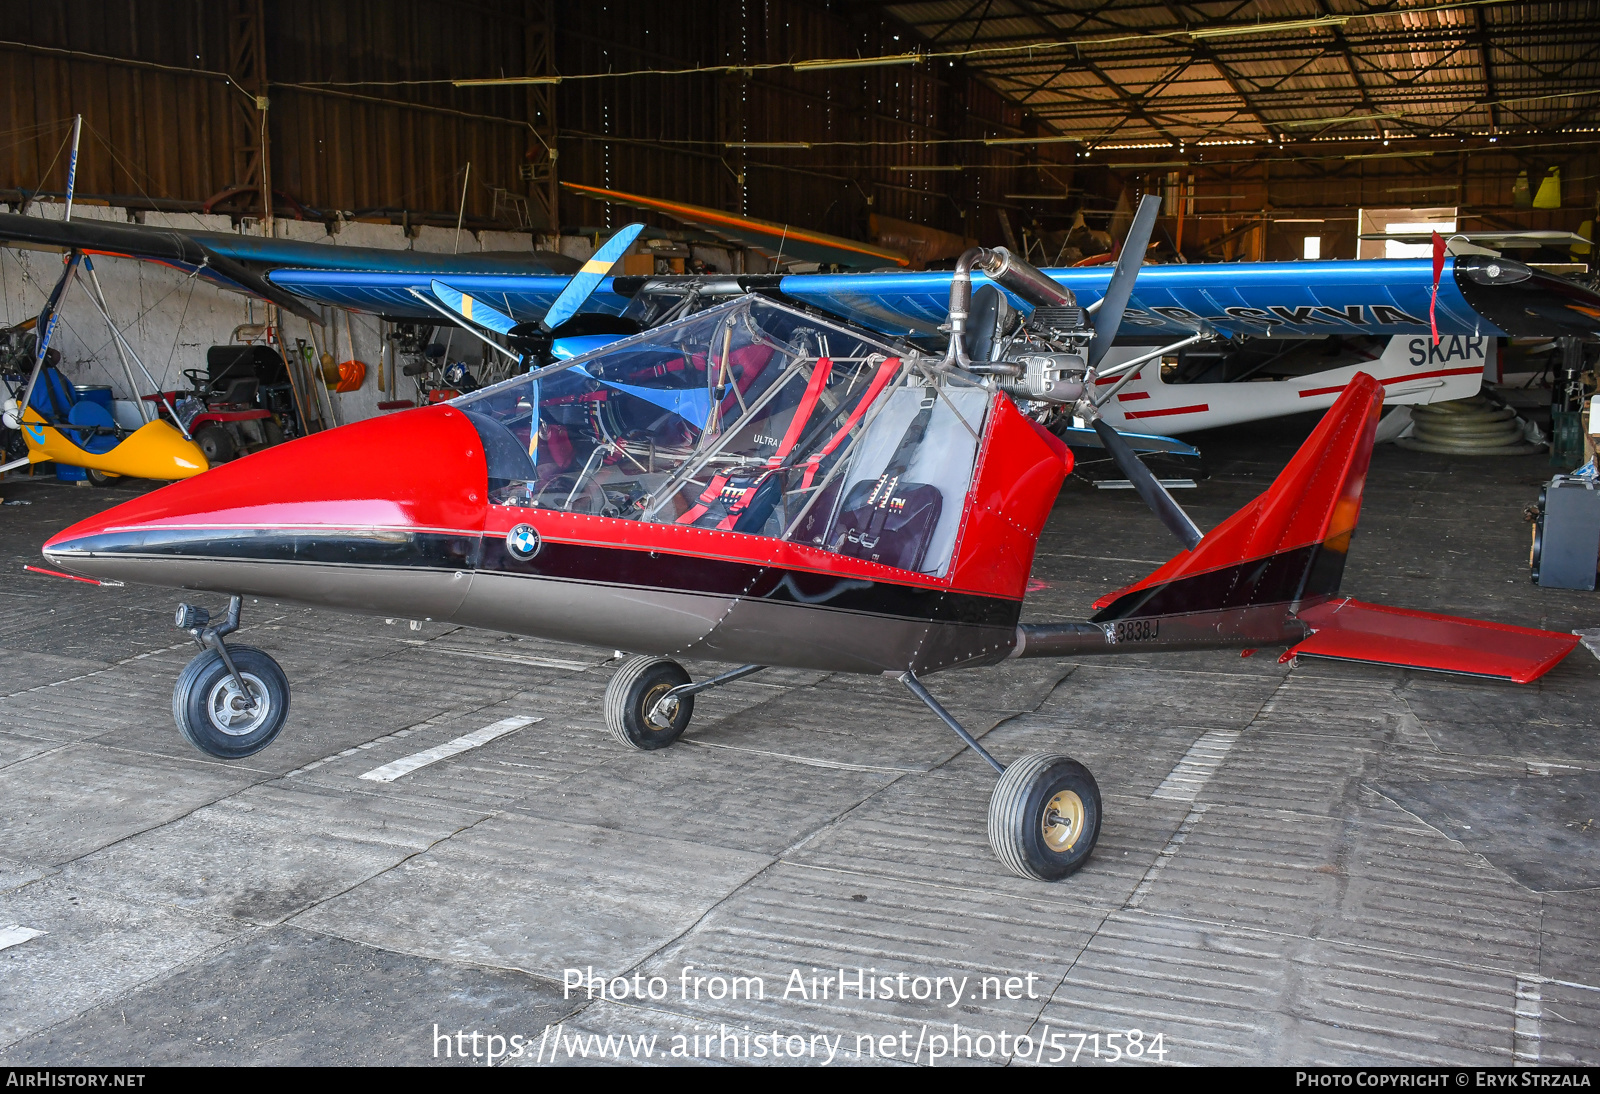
[39,203,1582,882]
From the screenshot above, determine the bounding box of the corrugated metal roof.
[886,0,1600,144]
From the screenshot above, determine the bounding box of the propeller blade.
[429,280,518,335]
[1087,194,1162,372]
[543,222,646,331]
[1091,417,1203,551]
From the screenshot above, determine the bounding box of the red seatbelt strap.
[677,471,729,525]
[677,357,834,526]
[767,357,833,467]
[799,356,900,490]
[711,480,766,530]
[703,356,835,529]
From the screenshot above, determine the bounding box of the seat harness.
[676,355,900,531]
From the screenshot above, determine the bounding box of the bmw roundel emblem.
[506,523,542,561]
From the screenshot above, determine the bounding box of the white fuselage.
[1094,335,1492,434]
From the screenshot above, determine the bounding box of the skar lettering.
[1407,335,1485,365]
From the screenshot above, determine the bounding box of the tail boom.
[1012,372,1579,683]
[1010,603,1307,660]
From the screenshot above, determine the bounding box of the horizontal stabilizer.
[1282,598,1579,684]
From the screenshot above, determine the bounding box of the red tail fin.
[1088,371,1579,682]
[1092,372,1383,622]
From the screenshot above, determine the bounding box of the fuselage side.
[44,392,1067,676]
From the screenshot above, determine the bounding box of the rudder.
[1091,372,1384,626]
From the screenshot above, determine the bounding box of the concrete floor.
[1,413,1598,1067]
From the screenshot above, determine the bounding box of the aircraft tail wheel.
[173,645,290,759]
[988,752,1102,881]
[605,656,692,750]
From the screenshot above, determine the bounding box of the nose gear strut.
[176,596,254,710]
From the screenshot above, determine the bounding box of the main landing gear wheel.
[988,752,1102,881]
[605,656,692,750]
[173,645,290,759]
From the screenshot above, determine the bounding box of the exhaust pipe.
[944,246,1076,369]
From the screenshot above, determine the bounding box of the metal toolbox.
[1531,474,1600,590]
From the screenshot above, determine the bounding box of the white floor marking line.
[1127,804,1208,909]
[358,716,541,783]
[284,727,418,778]
[0,925,44,952]
[681,737,922,774]
[1151,729,1242,802]
[1514,978,1543,1064]
[418,646,592,671]
[0,641,192,701]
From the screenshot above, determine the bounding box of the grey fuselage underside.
[42,548,1022,675]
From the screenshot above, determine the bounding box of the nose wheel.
[171,597,290,759]
[605,656,695,750]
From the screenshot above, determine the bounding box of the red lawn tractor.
[145,345,294,465]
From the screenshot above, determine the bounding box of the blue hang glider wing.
[416,294,710,427]
[268,268,631,323]
[564,362,713,429]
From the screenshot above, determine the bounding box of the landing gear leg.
[899,670,1101,882]
[604,657,765,751]
[171,596,290,759]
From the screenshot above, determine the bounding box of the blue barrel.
[74,384,114,409]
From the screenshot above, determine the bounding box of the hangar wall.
[0,0,1065,243]
[0,203,547,425]
[6,2,1587,264]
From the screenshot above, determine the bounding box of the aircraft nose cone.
[42,406,490,602]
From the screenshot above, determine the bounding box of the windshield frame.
[448,293,917,411]
[450,294,993,575]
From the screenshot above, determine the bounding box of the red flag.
[1429,230,1446,346]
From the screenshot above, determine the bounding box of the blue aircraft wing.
[269,257,1600,342]
[264,269,631,322]
[267,258,1487,338]
[776,260,1490,340]
[9,208,1597,341]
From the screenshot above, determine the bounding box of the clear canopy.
[454,295,991,575]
